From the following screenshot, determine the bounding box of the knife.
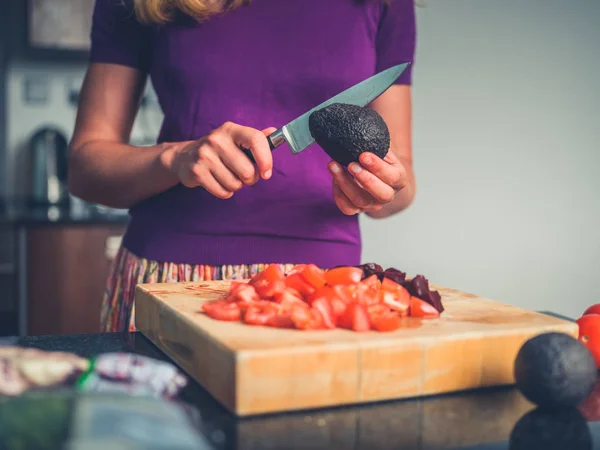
[242,63,409,162]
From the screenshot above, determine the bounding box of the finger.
[347,160,396,203]
[209,159,244,193]
[358,152,407,190]
[332,181,361,215]
[262,127,278,135]
[206,127,259,186]
[191,164,234,199]
[329,161,377,210]
[228,123,273,180]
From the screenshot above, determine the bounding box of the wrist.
[158,141,190,180]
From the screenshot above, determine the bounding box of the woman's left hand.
[328,151,409,215]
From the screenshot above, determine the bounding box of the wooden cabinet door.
[27,225,126,336]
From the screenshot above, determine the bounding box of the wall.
[5,60,162,198]
[361,0,600,318]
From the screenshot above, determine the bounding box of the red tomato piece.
[267,314,295,329]
[324,267,364,285]
[202,300,242,322]
[360,274,381,291]
[338,303,371,332]
[583,304,600,316]
[577,314,600,368]
[354,284,380,306]
[285,273,316,297]
[312,298,336,329]
[298,264,327,290]
[291,308,325,330]
[379,278,410,315]
[329,297,347,319]
[370,311,401,332]
[249,264,285,286]
[285,264,308,276]
[410,297,440,317]
[254,279,286,300]
[274,288,306,305]
[244,303,279,326]
[233,284,259,303]
[331,284,358,304]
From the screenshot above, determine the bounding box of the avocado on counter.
[513,332,597,410]
[309,103,390,166]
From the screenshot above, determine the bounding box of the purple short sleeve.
[375,0,417,85]
[89,0,155,72]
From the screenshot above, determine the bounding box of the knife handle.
[241,135,276,164]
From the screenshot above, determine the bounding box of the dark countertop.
[0,199,129,226]
[7,331,600,449]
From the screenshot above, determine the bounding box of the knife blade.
[242,63,409,162]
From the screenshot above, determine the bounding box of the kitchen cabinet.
[6,0,93,61]
[26,225,126,336]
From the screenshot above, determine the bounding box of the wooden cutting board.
[134,280,577,417]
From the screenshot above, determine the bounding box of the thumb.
[261,127,278,136]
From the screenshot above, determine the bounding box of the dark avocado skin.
[513,332,597,410]
[308,103,390,166]
[509,407,591,450]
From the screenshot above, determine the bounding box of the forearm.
[68,140,185,209]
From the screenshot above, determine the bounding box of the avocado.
[308,103,390,166]
[509,407,591,450]
[513,332,596,410]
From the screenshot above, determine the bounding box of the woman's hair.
[133,0,250,24]
[133,0,394,24]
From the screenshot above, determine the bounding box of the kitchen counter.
[0,199,129,226]
[8,331,600,450]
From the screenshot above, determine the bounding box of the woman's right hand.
[162,122,277,199]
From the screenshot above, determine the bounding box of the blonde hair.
[133,0,250,24]
[133,0,397,24]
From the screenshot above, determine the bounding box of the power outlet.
[22,76,49,105]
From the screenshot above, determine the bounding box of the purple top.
[90,0,416,268]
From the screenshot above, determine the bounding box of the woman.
[69,0,417,332]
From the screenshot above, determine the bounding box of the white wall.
[362,0,600,318]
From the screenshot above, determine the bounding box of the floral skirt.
[101,246,296,332]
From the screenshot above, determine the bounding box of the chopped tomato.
[324,267,364,285]
[379,278,410,315]
[298,264,327,290]
[249,264,285,286]
[244,302,280,326]
[291,308,325,330]
[274,288,306,305]
[410,297,440,317]
[360,274,381,290]
[285,273,316,297]
[368,304,401,332]
[338,303,371,332]
[330,298,347,318]
[253,279,286,300]
[312,298,336,329]
[354,284,380,306]
[232,284,260,303]
[278,296,310,315]
[331,284,357,304]
[202,300,242,322]
[267,314,295,329]
[285,264,308,276]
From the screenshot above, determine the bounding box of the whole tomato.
[576,313,600,368]
[583,304,600,316]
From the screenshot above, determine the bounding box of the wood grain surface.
[134,280,577,416]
